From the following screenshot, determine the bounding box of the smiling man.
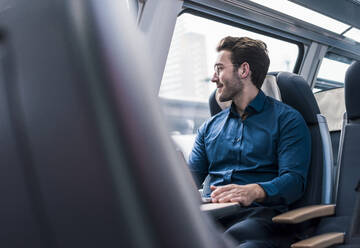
[189,37,311,248]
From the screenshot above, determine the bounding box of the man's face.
[211,50,243,102]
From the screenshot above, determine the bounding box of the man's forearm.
[258,172,305,205]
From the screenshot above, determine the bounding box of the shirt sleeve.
[258,111,311,205]
[188,124,209,188]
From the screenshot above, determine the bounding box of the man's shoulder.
[266,98,310,137]
[265,96,308,129]
[266,96,302,117]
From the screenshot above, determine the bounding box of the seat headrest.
[345,61,360,120]
[209,89,223,116]
[209,75,282,116]
[261,75,282,101]
[275,72,320,124]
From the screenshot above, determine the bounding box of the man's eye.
[214,65,224,75]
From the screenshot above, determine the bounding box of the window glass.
[159,13,299,159]
[314,55,352,93]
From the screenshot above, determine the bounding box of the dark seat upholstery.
[209,89,223,116]
[315,61,360,247]
[0,1,233,247]
[337,61,360,217]
[287,61,360,247]
[274,72,324,209]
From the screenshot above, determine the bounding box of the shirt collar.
[229,103,240,117]
[229,90,266,118]
[246,90,266,113]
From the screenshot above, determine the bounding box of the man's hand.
[210,184,266,206]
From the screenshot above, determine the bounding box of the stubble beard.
[218,73,243,102]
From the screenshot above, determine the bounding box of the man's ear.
[239,62,250,79]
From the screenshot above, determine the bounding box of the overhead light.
[248,0,350,34]
[344,27,360,43]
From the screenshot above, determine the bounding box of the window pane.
[159,13,299,158]
[314,56,352,93]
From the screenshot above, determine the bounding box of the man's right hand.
[210,184,266,206]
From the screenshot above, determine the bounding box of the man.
[189,37,311,247]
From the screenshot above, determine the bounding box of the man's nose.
[211,72,218,83]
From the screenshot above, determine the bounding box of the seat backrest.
[209,75,281,116]
[0,44,45,247]
[315,62,360,246]
[336,61,360,216]
[0,1,232,247]
[274,72,324,208]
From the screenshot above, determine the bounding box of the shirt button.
[236,138,241,142]
[225,171,232,182]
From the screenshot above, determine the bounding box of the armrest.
[200,202,240,219]
[272,204,335,224]
[291,232,344,248]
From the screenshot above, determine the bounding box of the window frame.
[314,52,355,92]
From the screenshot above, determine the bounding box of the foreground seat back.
[0,34,45,247]
[0,0,232,247]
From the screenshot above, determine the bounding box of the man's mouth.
[217,84,223,94]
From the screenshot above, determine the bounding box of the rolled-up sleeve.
[258,111,311,205]
[188,124,209,188]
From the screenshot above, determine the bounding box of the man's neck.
[233,86,259,117]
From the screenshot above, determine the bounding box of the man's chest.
[204,118,279,164]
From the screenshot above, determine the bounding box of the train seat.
[273,72,326,208]
[279,62,360,247]
[310,61,360,247]
[253,72,329,246]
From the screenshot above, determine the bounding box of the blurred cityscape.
[160,17,213,102]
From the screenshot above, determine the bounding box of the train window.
[313,54,353,93]
[159,13,299,158]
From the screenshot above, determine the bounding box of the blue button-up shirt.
[189,90,311,207]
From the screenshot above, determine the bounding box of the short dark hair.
[216,36,270,89]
